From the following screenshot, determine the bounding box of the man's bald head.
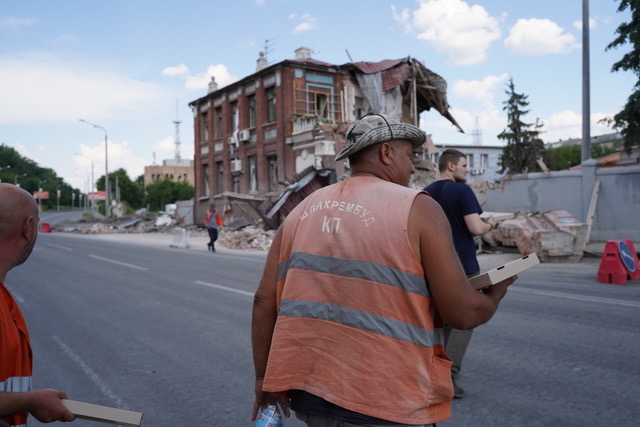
[0,183,40,279]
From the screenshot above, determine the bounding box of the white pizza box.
[62,400,143,426]
[469,252,540,290]
[480,211,516,222]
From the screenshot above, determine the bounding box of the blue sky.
[0,0,634,190]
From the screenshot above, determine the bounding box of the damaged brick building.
[188,47,462,228]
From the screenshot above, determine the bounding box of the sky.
[0,0,635,191]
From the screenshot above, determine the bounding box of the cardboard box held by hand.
[469,253,540,290]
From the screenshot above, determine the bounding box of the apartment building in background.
[189,47,461,226]
[143,158,195,187]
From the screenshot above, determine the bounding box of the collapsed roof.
[346,56,464,132]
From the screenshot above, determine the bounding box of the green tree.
[96,168,144,210]
[0,144,79,210]
[605,0,640,152]
[497,79,546,174]
[144,177,194,211]
[545,142,620,171]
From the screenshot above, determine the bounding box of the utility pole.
[80,119,110,216]
[582,0,591,162]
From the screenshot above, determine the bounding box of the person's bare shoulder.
[408,192,452,258]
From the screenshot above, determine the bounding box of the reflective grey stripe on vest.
[1,376,32,392]
[278,252,429,297]
[279,299,444,348]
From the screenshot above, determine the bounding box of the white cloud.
[0,17,38,30]
[154,136,176,153]
[452,73,509,109]
[162,61,238,91]
[505,18,579,56]
[184,64,238,90]
[541,110,617,143]
[0,52,167,124]
[290,13,318,34]
[152,136,194,163]
[74,139,148,182]
[395,0,501,66]
[443,73,510,136]
[390,5,410,30]
[162,63,189,77]
[542,110,582,142]
[573,17,597,30]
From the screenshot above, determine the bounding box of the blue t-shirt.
[424,180,482,275]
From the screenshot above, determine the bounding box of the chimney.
[295,47,312,60]
[208,76,218,93]
[256,51,268,71]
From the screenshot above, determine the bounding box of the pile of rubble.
[54,209,276,251]
[218,226,276,251]
[484,210,588,263]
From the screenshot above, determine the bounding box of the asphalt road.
[5,229,640,426]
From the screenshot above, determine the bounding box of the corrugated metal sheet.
[382,63,411,91]
[351,58,404,74]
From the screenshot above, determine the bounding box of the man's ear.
[379,142,393,165]
[22,215,35,241]
[446,160,456,172]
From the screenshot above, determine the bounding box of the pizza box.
[480,211,516,222]
[469,252,540,290]
[62,400,143,426]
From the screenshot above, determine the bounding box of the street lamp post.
[14,173,27,187]
[37,180,47,211]
[79,119,109,217]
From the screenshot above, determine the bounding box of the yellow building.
[143,159,194,187]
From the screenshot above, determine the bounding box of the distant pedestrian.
[204,203,223,252]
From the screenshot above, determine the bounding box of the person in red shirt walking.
[203,203,223,252]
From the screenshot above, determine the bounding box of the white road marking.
[511,287,640,308]
[88,254,148,271]
[52,335,130,410]
[194,280,254,297]
[48,244,73,251]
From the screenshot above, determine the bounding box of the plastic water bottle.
[255,404,284,427]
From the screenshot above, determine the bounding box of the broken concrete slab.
[516,210,587,263]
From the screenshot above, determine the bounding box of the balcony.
[292,115,317,135]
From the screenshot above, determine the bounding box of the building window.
[480,154,489,171]
[231,102,239,134]
[466,153,474,169]
[315,93,327,119]
[216,162,224,194]
[266,87,276,123]
[215,107,223,139]
[248,155,258,194]
[232,174,240,193]
[267,153,278,193]
[248,95,256,129]
[203,165,210,197]
[201,112,209,142]
[354,96,364,120]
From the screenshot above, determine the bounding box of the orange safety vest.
[263,176,453,425]
[1,283,33,427]
[204,208,223,227]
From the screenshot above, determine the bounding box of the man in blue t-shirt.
[424,148,496,398]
